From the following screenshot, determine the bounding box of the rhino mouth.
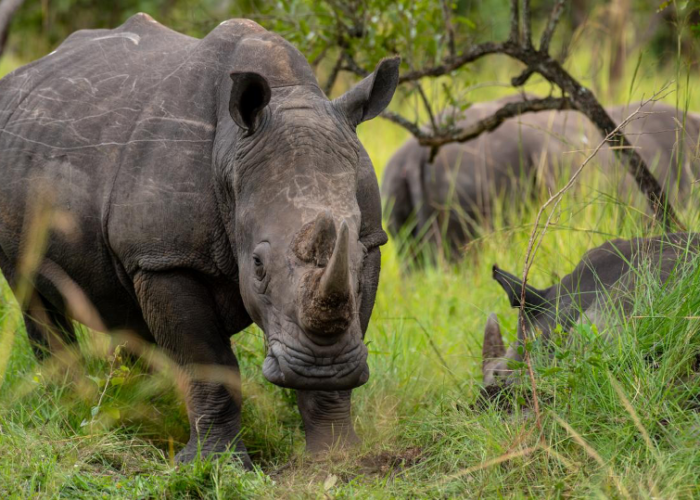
[261,317,369,390]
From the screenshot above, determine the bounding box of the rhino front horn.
[319,220,351,302]
[298,218,354,341]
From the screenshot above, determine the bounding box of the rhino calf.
[483,233,700,387]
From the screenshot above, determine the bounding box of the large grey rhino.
[482,232,700,388]
[0,14,400,464]
[383,97,700,258]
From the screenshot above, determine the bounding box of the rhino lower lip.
[262,340,369,389]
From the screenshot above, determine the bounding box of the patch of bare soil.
[354,446,423,477]
[267,446,425,488]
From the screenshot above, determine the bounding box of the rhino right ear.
[333,56,400,126]
[229,72,271,133]
[492,264,549,312]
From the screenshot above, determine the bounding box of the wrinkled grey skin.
[383,96,700,257]
[0,14,399,464]
[482,232,700,387]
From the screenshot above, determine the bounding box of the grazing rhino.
[482,232,700,388]
[0,14,400,464]
[382,97,700,259]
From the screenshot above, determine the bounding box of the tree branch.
[522,0,533,49]
[341,51,370,78]
[423,96,572,149]
[323,52,344,96]
[398,41,505,83]
[414,81,438,133]
[509,0,520,43]
[539,0,565,54]
[511,67,535,87]
[440,0,456,58]
[380,110,426,139]
[0,0,24,59]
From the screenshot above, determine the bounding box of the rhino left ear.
[334,56,400,126]
[229,72,271,133]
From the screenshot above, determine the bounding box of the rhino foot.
[297,389,360,456]
[175,437,253,469]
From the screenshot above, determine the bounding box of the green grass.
[2,34,700,498]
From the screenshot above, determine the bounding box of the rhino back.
[548,232,700,330]
[0,15,272,321]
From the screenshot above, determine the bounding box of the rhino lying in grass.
[383,97,700,258]
[0,14,399,464]
[483,232,700,388]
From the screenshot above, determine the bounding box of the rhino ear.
[492,264,548,312]
[333,56,400,126]
[229,72,271,133]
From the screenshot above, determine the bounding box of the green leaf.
[110,377,125,387]
[104,407,121,420]
[88,375,106,388]
[657,0,673,12]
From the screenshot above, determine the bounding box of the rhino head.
[482,265,553,387]
[221,57,399,391]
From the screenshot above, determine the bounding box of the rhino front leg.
[296,389,360,455]
[134,271,250,467]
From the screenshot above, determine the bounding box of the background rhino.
[483,232,700,387]
[0,14,399,463]
[382,97,700,259]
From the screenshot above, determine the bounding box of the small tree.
[261,0,684,230]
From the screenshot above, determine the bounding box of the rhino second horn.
[319,220,351,301]
[292,210,337,265]
[482,313,505,364]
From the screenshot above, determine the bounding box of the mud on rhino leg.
[0,247,76,359]
[133,271,250,467]
[296,389,359,455]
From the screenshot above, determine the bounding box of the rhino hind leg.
[24,294,77,360]
[0,247,76,360]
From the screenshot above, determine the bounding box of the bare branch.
[509,0,520,43]
[425,97,572,148]
[414,82,438,133]
[0,0,24,59]
[512,67,535,87]
[380,110,426,139]
[398,42,505,83]
[539,0,566,54]
[522,0,533,48]
[341,51,370,78]
[440,0,456,57]
[323,52,344,96]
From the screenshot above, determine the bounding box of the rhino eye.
[253,255,265,278]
